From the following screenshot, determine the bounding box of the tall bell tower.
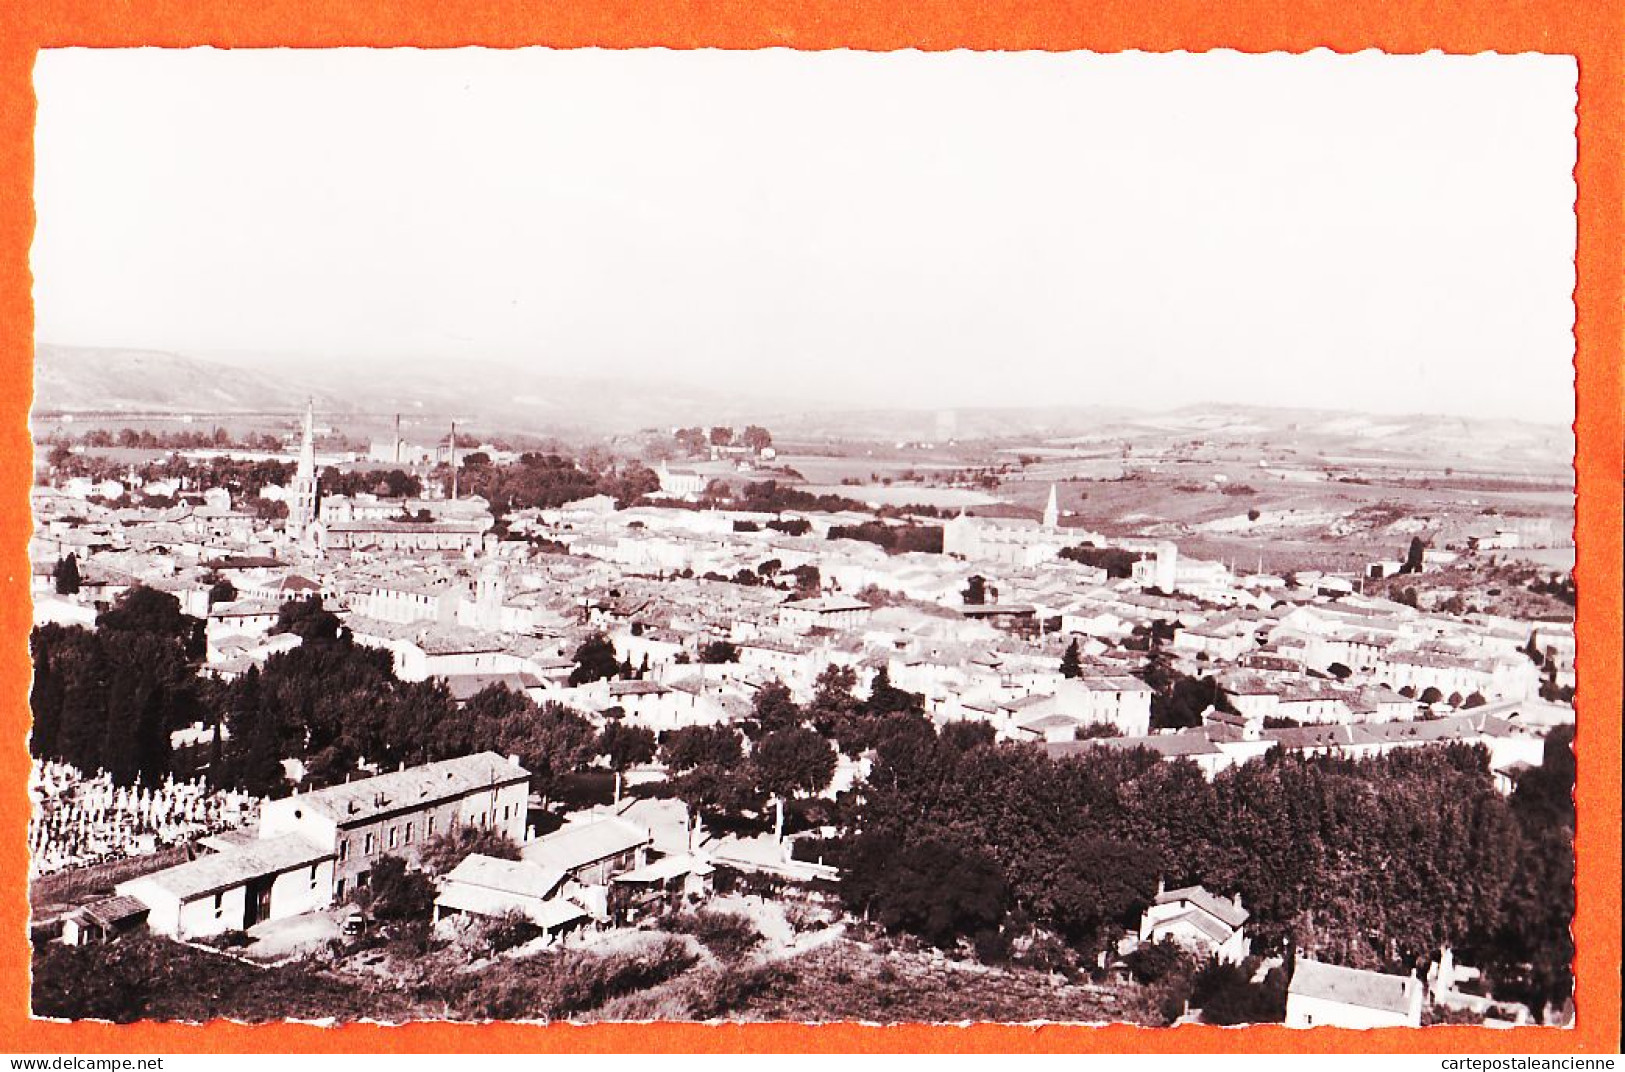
[286,399,319,543]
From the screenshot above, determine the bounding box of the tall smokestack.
[394,414,401,464]
[450,420,458,500]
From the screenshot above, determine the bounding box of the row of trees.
[29,588,864,815]
[317,466,422,499]
[47,448,298,502]
[835,723,1575,1015]
[49,427,289,452]
[449,453,660,515]
[828,522,944,555]
[1057,545,1141,578]
[604,667,937,834]
[30,588,215,786]
[29,589,607,803]
[673,426,773,454]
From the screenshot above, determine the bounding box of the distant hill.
[30,345,1573,470]
[769,401,1571,472]
[31,344,822,434]
[32,345,332,415]
[1119,403,1574,473]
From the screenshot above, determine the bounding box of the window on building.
[389,826,399,849]
[339,840,349,862]
[213,892,224,918]
[309,863,319,890]
[336,878,346,899]
[405,822,414,844]
[427,816,437,837]
[364,832,375,855]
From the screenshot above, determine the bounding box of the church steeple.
[297,398,315,478]
[1043,484,1059,529]
[287,398,319,543]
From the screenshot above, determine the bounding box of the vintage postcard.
[2,6,1620,1059]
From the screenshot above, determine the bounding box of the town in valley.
[25,349,1578,1028]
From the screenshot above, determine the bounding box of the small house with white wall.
[1138,883,1250,964]
[1286,958,1425,1029]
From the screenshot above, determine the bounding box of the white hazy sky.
[32,48,1577,423]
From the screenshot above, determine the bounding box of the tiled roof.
[76,895,150,927]
[441,853,566,900]
[121,834,331,903]
[442,672,543,702]
[521,817,650,874]
[608,681,670,697]
[326,520,484,534]
[1152,906,1236,945]
[1288,958,1421,1016]
[290,752,528,826]
[1047,731,1220,760]
[1157,884,1249,929]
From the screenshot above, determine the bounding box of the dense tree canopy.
[29,587,208,786]
[1058,545,1141,578]
[1139,654,1237,730]
[699,640,739,665]
[660,725,744,772]
[843,723,1549,988]
[598,723,658,772]
[751,726,837,800]
[748,681,804,739]
[358,855,436,921]
[270,595,342,643]
[569,634,621,686]
[841,829,1008,948]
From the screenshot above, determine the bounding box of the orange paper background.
[0,0,1619,1055]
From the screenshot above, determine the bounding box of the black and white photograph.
[24,47,1579,1028]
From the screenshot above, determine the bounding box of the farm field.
[795,484,1000,509]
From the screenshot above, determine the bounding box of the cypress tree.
[53,554,81,596]
[1060,639,1082,679]
[28,630,62,758]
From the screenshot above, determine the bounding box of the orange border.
[1,0,1620,1055]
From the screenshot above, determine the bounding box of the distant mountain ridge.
[31,344,816,434]
[33,345,329,415]
[30,345,1572,469]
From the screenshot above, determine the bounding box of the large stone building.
[323,519,487,555]
[117,753,531,936]
[259,751,530,899]
[942,491,1098,569]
